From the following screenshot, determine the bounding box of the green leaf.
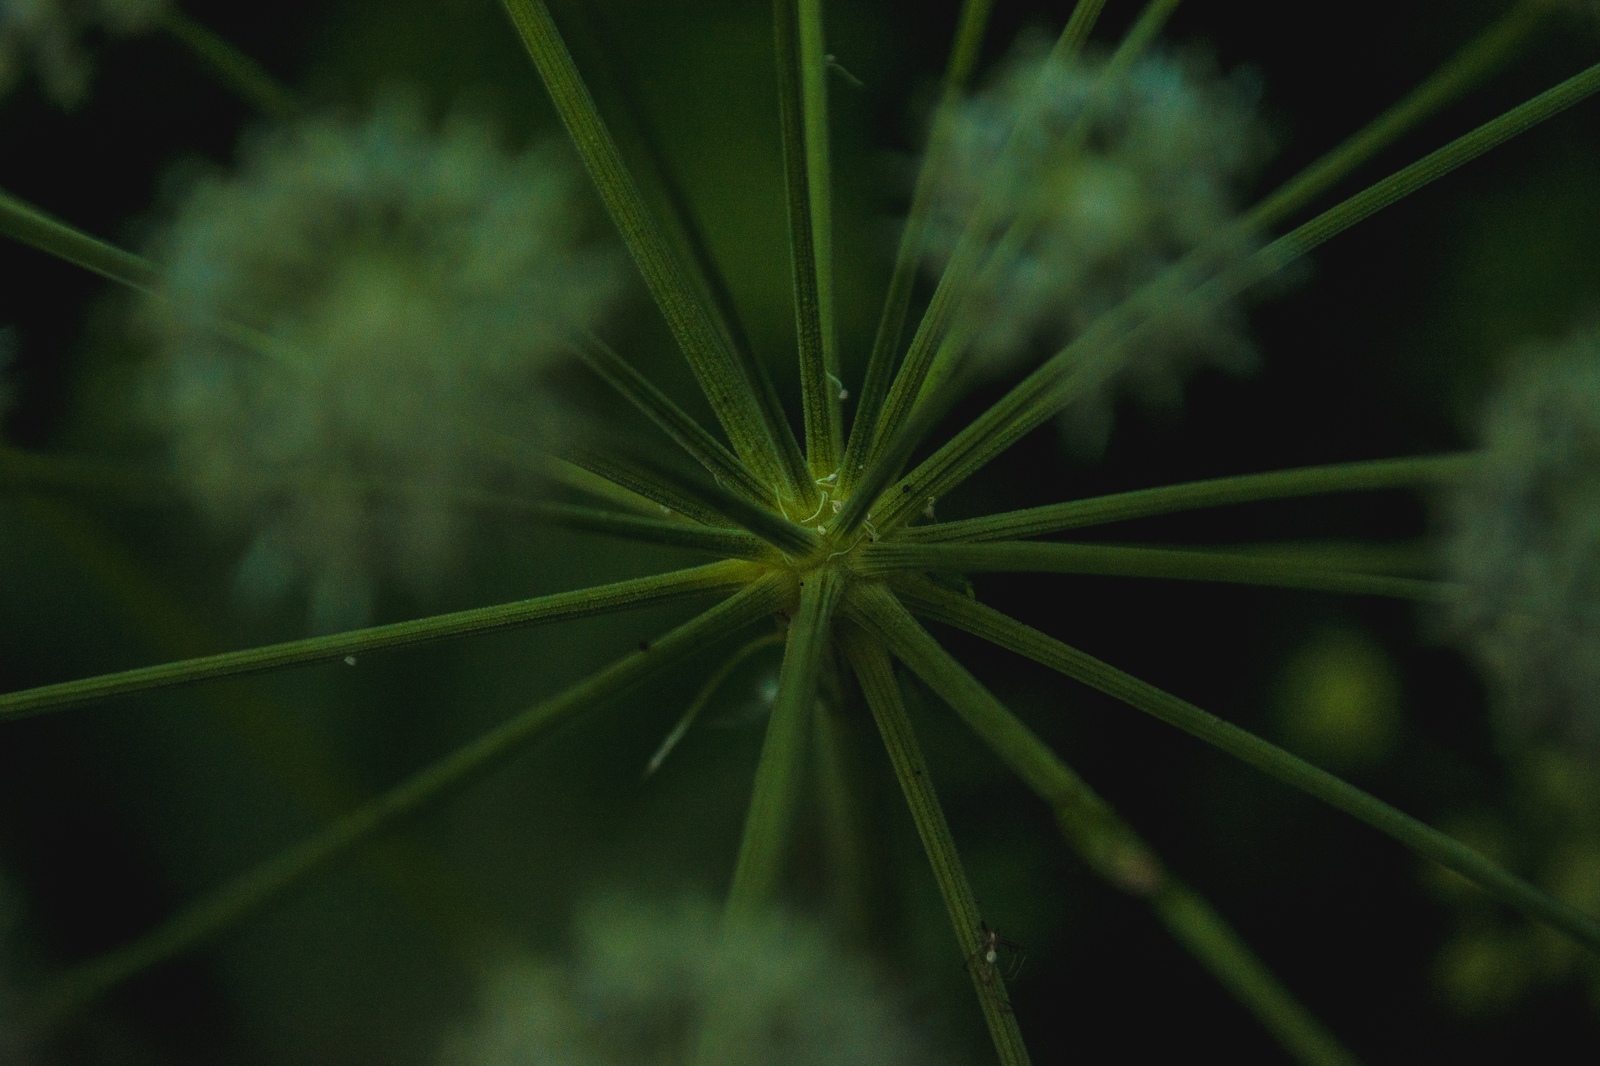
[30,574,792,1028]
[0,560,761,721]
[843,630,1032,1066]
[893,579,1600,955]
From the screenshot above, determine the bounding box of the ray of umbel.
[3,1,1600,1062]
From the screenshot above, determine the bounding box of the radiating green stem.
[904,454,1474,542]
[0,187,302,367]
[550,0,804,486]
[1153,884,1362,1066]
[0,188,157,292]
[810,689,870,936]
[644,632,784,777]
[30,574,790,1030]
[846,584,1358,1066]
[840,0,993,494]
[499,0,807,504]
[773,0,844,474]
[860,541,1452,601]
[16,498,495,965]
[867,0,1182,475]
[844,631,1032,1066]
[895,580,1600,955]
[724,569,843,921]
[0,560,760,721]
[575,334,770,507]
[874,58,1600,533]
[564,448,821,557]
[1249,0,1549,228]
[160,9,300,119]
[522,501,770,560]
[1254,57,1600,276]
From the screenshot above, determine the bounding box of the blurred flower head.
[924,38,1266,453]
[439,896,948,1066]
[0,0,165,106]
[1441,327,1600,754]
[140,97,623,632]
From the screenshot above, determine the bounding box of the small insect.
[965,920,1027,985]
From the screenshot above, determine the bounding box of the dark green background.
[2,0,1599,1061]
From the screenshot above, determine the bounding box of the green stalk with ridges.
[904,454,1474,542]
[840,0,993,493]
[30,574,790,1030]
[862,541,1452,601]
[873,58,1600,532]
[724,569,843,921]
[0,560,760,721]
[897,580,1600,955]
[847,584,1360,1066]
[844,631,1032,1066]
[499,0,807,503]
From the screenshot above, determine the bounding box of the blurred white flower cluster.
[1441,328,1600,754]
[0,0,164,106]
[141,99,622,632]
[439,897,947,1066]
[925,40,1265,451]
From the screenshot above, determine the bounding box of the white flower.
[141,98,622,632]
[924,39,1266,451]
[439,897,947,1066]
[0,0,165,106]
[1441,326,1600,752]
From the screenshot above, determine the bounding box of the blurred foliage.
[1,0,1599,1063]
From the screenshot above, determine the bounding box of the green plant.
[3,0,1600,1061]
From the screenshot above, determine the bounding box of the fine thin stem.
[840,0,993,493]
[499,0,808,503]
[16,498,496,963]
[644,632,784,777]
[860,541,1453,601]
[159,8,300,119]
[576,334,771,507]
[563,448,822,557]
[844,631,1032,1066]
[1249,0,1549,228]
[896,580,1600,955]
[0,560,761,721]
[774,0,844,475]
[871,0,1182,457]
[846,584,1358,1066]
[873,57,1600,533]
[522,501,770,560]
[553,0,810,490]
[1153,884,1362,1066]
[724,569,843,921]
[0,188,157,292]
[903,454,1474,542]
[30,574,790,1030]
